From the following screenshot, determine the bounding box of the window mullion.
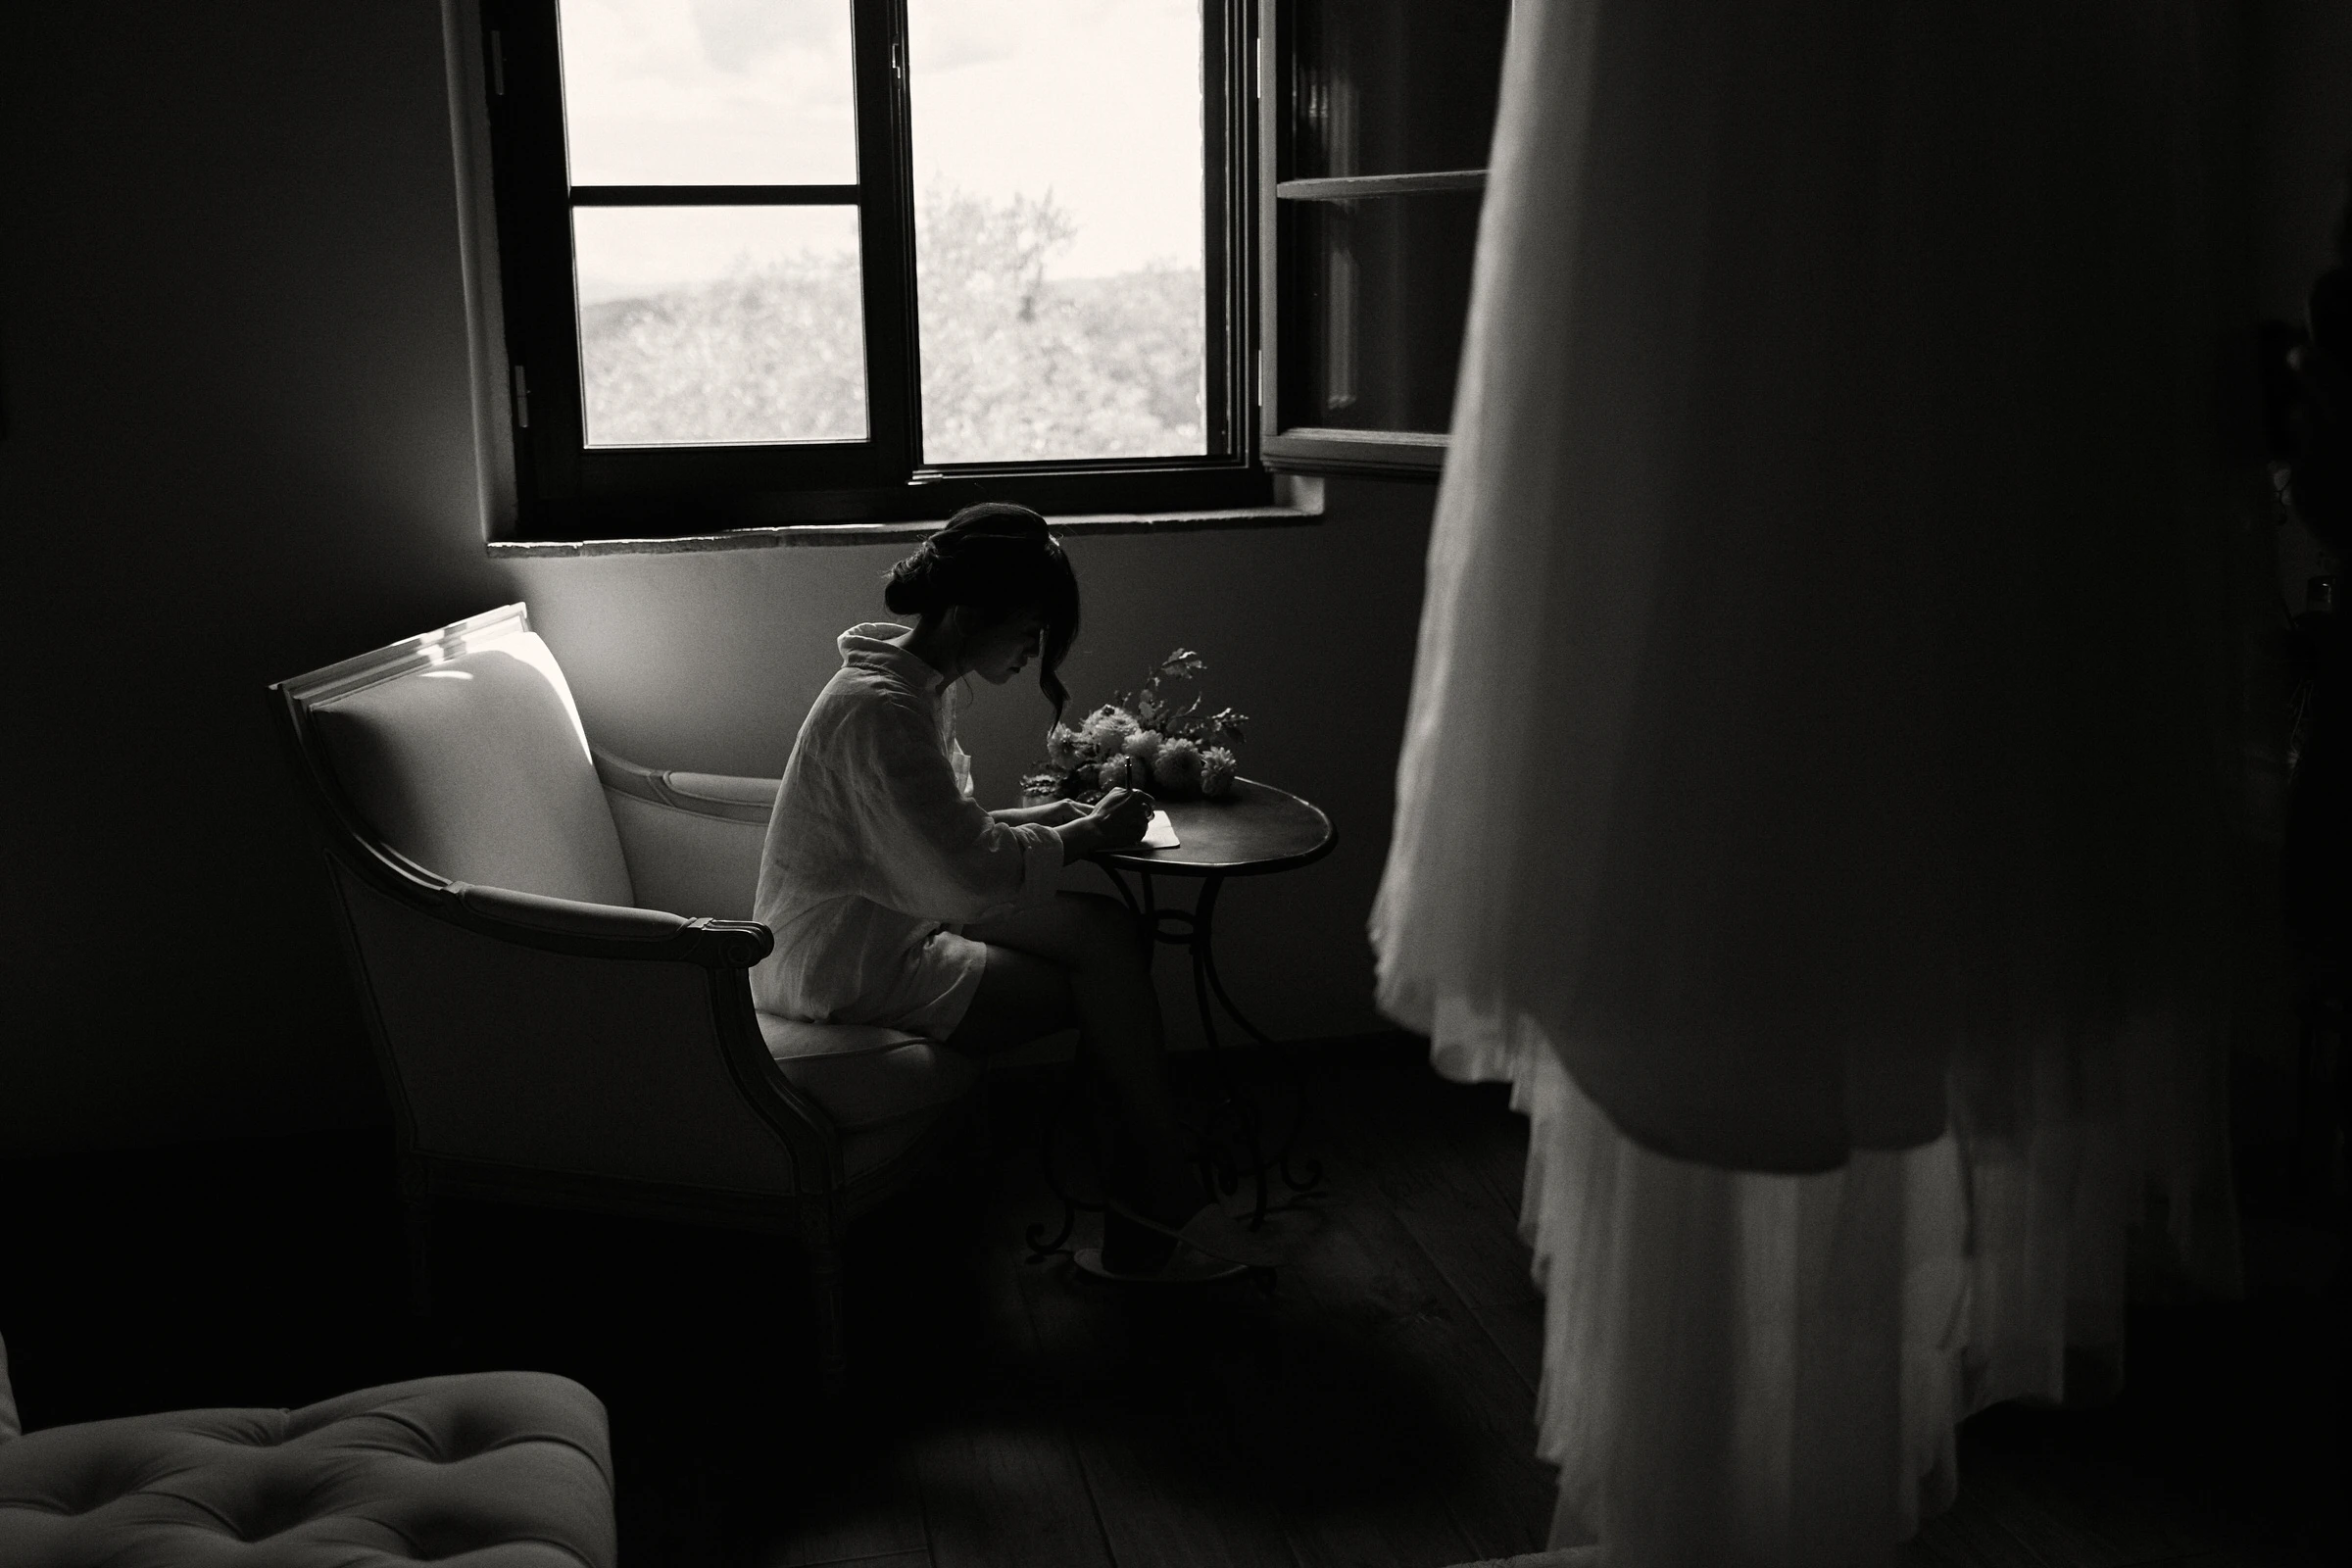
[853,0,919,484]
[1202,0,1240,461]
[569,184,863,207]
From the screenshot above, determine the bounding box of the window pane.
[906,0,1205,465]
[574,206,866,447]
[1287,0,1511,178]
[558,0,857,186]
[1281,191,1480,434]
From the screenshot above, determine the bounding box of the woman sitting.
[751,502,1263,1282]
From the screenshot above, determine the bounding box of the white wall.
[0,0,1437,1154]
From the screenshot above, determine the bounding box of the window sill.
[1262,429,1446,480]
[486,479,1325,559]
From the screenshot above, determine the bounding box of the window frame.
[1255,0,1499,481]
[475,0,1270,542]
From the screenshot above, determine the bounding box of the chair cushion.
[309,632,634,908]
[0,1369,614,1567]
[758,1014,978,1133]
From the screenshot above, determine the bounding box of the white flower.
[1046,723,1087,770]
[1098,754,1142,791]
[1199,746,1238,798]
[1122,728,1164,763]
[1151,736,1203,796]
[1082,706,1138,757]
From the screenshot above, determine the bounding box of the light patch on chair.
[474,631,596,766]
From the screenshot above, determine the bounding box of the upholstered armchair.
[270,604,976,1387]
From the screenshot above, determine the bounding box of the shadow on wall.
[0,0,533,1155]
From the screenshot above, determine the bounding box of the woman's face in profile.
[962,606,1048,685]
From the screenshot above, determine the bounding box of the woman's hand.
[1088,786,1156,847]
[1048,788,1155,862]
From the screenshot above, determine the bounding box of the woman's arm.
[848,696,1067,921]
[844,697,1160,908]
[990,800,1086,827]
[1052,816,1104,864]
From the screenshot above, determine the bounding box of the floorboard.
[910,1407,1112,1568]
[739,1433,929,1568]
[1264,1198,1551,1565]
[1315,1071,1540,1316]
[1900,1486,2052,1568]
[1469,1299,1547,1396]
[1058,1396,1298,1568]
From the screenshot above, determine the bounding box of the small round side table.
[1023,780,1336,1259]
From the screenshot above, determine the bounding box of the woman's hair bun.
[883,504,1057,618]
[882,549,946,615]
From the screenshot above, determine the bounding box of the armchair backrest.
[272,607,819,1198]
[288,606,633,906]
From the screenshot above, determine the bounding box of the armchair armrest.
[458,883,687,940]
[451,882,773,968]
[595,751,778,820]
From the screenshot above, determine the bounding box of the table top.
[1092,778,1336,878]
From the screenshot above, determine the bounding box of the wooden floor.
[2,1036,2340,1568]
[651,1038,1569,1568]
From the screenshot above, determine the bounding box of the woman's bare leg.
[954,893,1200,1225]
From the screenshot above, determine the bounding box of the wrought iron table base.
[1023,865,1324,1262]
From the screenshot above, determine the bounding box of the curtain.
[1372,3,2256,1560]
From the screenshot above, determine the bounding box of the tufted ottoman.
[0,1331,616,1567]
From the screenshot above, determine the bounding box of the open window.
[476,0,1266,539]
[1257,0,1513,478]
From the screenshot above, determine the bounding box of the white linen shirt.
[750,623,1062,1036]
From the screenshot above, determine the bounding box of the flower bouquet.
[1022,649,1248,802]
